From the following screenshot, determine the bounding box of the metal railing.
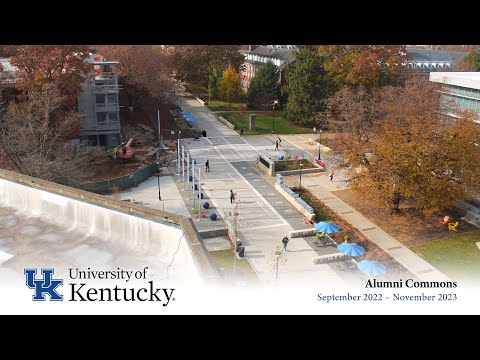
[95,103,120,112]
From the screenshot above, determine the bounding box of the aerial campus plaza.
[1,45,479,288]
[0,85,461,287]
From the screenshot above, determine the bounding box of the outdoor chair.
[316,231,325,240]
[440,216,450,225]
[448,221,459,232]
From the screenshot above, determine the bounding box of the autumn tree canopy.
[10,45,91,108]
[218,65,241,107]
[317,45,408,89]
[95,45,172,109]
[326,78,480,216]
[172,45,244,87]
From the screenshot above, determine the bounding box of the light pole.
[318,129,323,161]
[274,249,282,286]
[299,162,303,193]
[157,110,162,200]
[271,99,278,133]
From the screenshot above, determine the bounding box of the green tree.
[247,60,280,109]
[326,78,480,216]
[317,45,408,89]
[207,64,223,104]
[459,51,480,71]
[218,65,241,107]
[283,45,334,124]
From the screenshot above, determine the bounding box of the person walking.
[274,140,279,151]
[229,190,235,204]
[329,169,335,181]
[240,128,244,136]
[205,159,210,172]
[282,236,289,252]
[277,136,282,144]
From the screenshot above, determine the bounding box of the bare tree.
[0,84,104,185]
[96,45,173,109]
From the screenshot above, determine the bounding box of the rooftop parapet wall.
[0,169,220,282]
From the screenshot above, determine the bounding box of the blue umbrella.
[337,242,365,257]
[357,260,386,277]
[314,221,339,233]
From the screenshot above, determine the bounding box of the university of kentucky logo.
[24,268,63,301]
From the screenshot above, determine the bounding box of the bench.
[312,253,349,264]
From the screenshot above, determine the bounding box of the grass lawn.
[221,111,312,135]
[206,99,243,112]
[410,231,480,282]
[208,249,259,285]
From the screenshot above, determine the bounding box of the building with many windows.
[406,48,467,74]
[429,72,480,123]
[240,46,295,90]
[77,54,122,147]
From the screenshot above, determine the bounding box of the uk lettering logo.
[24,268,63,301]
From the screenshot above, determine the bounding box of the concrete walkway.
[127,88,449,284]
[117,168,190,217]
[176,89,355,286]
[283,174,450,282]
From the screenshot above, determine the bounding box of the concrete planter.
[276,167,325,177]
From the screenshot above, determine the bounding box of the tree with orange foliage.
[10,45,91,108]
[318,45,408,89]
[218,65,241,107]
[326,77,480,216]
[1,46,104,184]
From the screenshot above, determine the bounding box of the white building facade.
[429,72,480,123]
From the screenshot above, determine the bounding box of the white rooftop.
[429,72,480,90]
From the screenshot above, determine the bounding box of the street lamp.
[157,110,162,200]
[271,99,279,133]
[299,162,303,193]
[318,129,323,161]
[274,249,282,286]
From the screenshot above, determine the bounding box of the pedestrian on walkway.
[275,140,279,151]
[230,190,235,204]
[329,169,335,181]
[240,128,244,136]
[205,159,210,172]
[282,236,289,252]
[277,136,282,144]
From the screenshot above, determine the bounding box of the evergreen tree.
[283,45,333,124]
[247,60,280,109]
[459,51,480,71]
[207,64,223,104]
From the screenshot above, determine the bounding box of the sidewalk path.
[283,174,450,281]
